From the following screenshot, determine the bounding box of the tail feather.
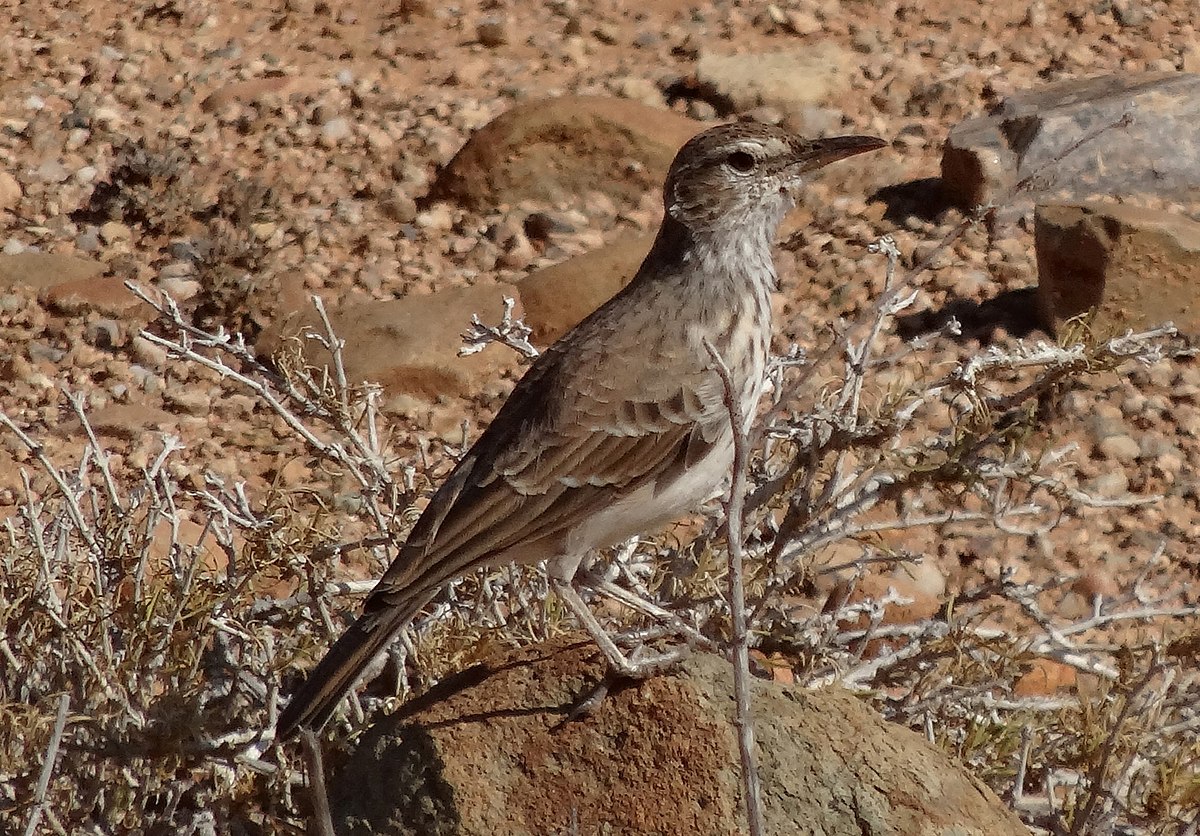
[276,603,420,741]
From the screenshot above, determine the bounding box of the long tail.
[275,599,425,741]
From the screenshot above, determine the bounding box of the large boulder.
[327,639,1028,836]
[517,233,653,344]
[261,282,524,405]
[429,96,702,212]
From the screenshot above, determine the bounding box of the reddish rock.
[0,252,105,291]
[517,233,653,343]
[327,639,1027,836]
[429,96,702,211]
[43,275,152,319]
[63,403,180,441]
[262,282,525,403]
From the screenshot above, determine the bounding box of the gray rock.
[943,73,1200,210]
[76,227,101,253]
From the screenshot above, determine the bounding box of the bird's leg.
[587,578,716,652]
[572,539,715,651]
[550,577,680,678]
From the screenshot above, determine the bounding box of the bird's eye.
[726,150,756,173]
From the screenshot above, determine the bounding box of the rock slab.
[942,73,1200,209]
[696,44,854,113]
[517,233,653,343]
[261,283,524,404]
[328,639,1027,836]
[1035,201,1200,335]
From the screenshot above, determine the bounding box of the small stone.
[1097,434,1140,463]
[785,10,821,35]
[612,77,661,107]
[35,159,71,184]
[477,17,510,47]
[158,276,201,301]
[1087,470,1129,500]
[1111,0,1146,27]
[250,221,278,241]
[130,336,169,367]
[320,117,353,147]
[0,172,22,212]
[415,203,454,231]
[165,388,212,416]
[381,188,418,224]
[592,24,619,45]
[1184,43,1200,74]
[99,221,132,243]
[85,318,123,349]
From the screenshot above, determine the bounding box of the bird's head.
[663,123,885,239]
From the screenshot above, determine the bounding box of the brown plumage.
[275,123,884,740]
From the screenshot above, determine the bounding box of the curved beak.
[793,135,887,172]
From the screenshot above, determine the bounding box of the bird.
[275,122,884,740]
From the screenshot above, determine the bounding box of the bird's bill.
[795,135,887,172]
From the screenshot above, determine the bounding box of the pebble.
[166,389,212,416]
[380,188,418,223]
[415,204,454,231]
[0,173,22,212]
[477,18,510,47]
[1087,470,1130,500]
[158,276,201,301]
[84,319,123,349]
[320,117,353,147]
[1097,434,1140,463]
[99,221,132,243]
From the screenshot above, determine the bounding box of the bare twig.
[703,337,765,836]
[23,693,70,836]
[299,730,337,836]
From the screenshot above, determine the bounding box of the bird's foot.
[565,643,692,721]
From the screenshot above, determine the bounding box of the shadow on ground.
[897,287,1045,343]
[871,177,959,224]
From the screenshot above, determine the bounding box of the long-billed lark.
[276,122,884,739]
